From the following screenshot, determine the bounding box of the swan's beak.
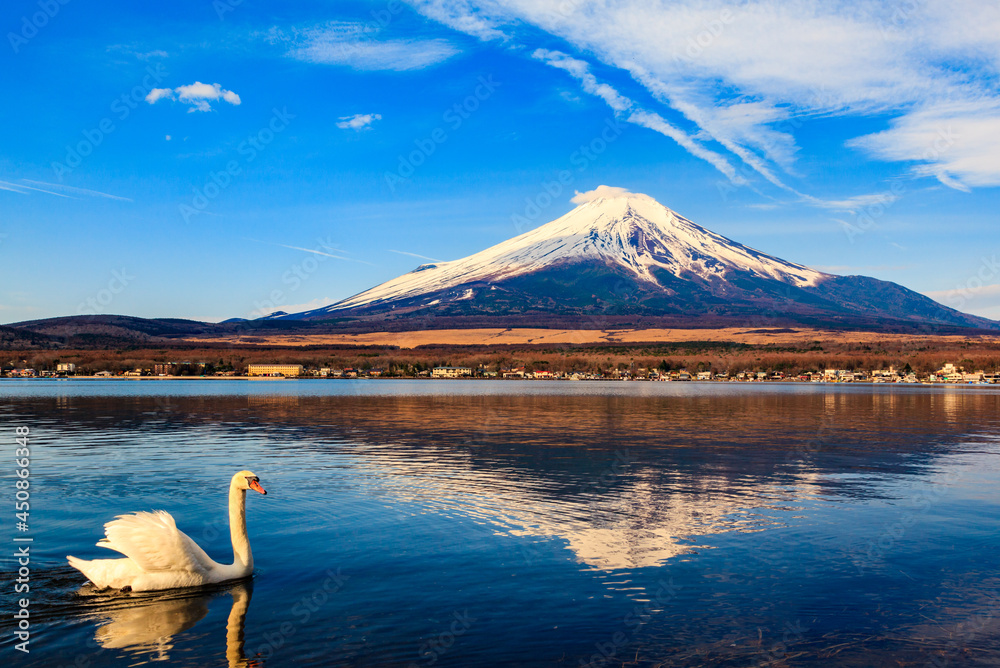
[249,479,267,495]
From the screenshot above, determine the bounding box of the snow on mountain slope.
[317,189,829,313]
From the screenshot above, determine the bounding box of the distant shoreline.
[6,326,998,384]
[2,376,997,387]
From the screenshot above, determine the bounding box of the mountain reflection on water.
[3,381,1000,666]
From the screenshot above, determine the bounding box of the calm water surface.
[2,380,1000,666]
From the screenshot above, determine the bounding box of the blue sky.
[2,0,999,323]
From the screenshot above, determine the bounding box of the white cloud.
[145,88,173,104]
[404,0,1000,193]
[533,49,632,112]
[336,113,382,130]
[284,22,459,71]
[145,82,241,112]
[570,185,635,204]
[406,0,506,41]
[848,102,1000,190]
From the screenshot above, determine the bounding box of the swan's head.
[234,470,267,495]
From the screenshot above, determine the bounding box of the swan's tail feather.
[67,555,100,586]
[67,555,136,589]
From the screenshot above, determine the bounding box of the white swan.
[67,470,267,592]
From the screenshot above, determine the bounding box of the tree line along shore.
[3,337,1000,382]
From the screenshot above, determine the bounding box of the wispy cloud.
[0,179,69,197]
[146,82,241,113]
[389,249,442,262]
[814,264,912,274]
[20,179,132,201]
[245,237,377,266]
[136,49,168,60]
[925,283,1000,300]
[532,49,746,185]
[0,179,131,201]
[337,113,382,130]
[533,49,631,113]
[273,242,354,260]
[924,283,1000,319]
[278,22,459,71]
[805,190,902,213]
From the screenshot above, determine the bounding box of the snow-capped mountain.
[329,190,826,311]
[286,188,996,331]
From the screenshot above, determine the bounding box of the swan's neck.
[229,485,253,571]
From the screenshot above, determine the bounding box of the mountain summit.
[288,188,995,332]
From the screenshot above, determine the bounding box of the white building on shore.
[432,366,472,378]
[247,364,304,377]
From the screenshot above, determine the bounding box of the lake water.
[2,380,1000,667]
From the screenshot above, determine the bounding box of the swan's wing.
[99,511,217,574]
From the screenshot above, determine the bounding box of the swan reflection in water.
[80,579,262,666]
